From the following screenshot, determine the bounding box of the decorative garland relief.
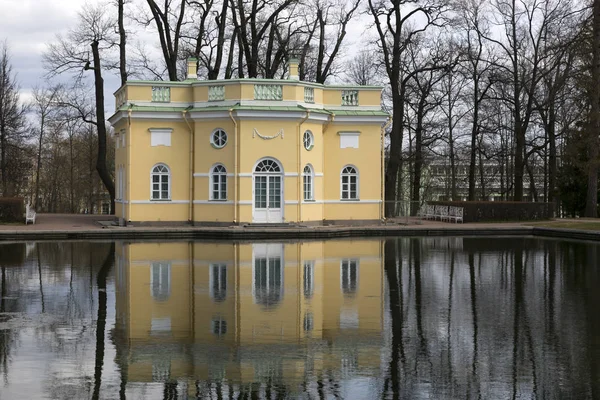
[253,128,284,140]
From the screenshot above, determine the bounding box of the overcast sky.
[0,0,125,113]
[0,0,370,115]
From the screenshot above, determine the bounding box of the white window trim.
[303,164,314,201]
[149,128,172,147]
[340,165,359,200]
[150,261,171,301]
[303,130,314,151]
[150,163,171,201]
[340,258,359,296]
[209,263,227,301]
[210,128,228,149]
[209,163,228,201]
[338,131,360,149]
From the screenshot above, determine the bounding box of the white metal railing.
[152,86,170,102]
[208,85,225,101]
[341,90,358,106]
[254,84,283,100]
[304,87,314,103]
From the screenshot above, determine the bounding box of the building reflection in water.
[113,240,385,397]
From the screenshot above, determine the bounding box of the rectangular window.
[339,132,359,149]
[303,312,314,331]
[341,259,358,296]
[210,264,227,302]
[341,90,358,106]
[303,261,314,299]
[303,174,313,200]
[212,174,227,200]
[254,84,283,100]
[341,175,358,200]
[150,129,172,147]
[151,262,171,301]
[211,317,227,336]
[208,85,225,101]
[152,86,170,102]
[304,87,314,103]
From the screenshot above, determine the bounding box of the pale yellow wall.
[193,86,208,102]
[127,86,152,102]
[225,84,241,100]
[128,120,190,222]
[118,80,384,223]
[359,90,382,106]
[323,89,342,107]
[322,123,382,220]
[282,84,296,101]
[240,84,254,100]
[171,87,192,102]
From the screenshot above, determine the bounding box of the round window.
[303,130,314,151]
[211,129,228,148]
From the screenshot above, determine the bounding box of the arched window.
[303,164,314,201]
[341,165,358,200]
[210,164,227,200]
[255,158,282,173]
[151,164,170,200]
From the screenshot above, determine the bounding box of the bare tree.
[346,50,381,86]
[44,5,116,214]
[0,42,28,198]
[586,0,600,217]
[230,0,298,78]
[142,0,188,81]
[31,85,62,209]
[368,0,448,215]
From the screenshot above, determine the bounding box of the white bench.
[25,203,36,225]
[448,206,464,223]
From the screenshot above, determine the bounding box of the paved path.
[0,214,598,242]
[0,214,115,231]
[0,214,529,231]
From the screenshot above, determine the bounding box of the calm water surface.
[0,237,599,399]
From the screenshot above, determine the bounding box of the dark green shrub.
[429,201,554,223]
[0,197,24,223]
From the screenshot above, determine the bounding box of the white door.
[253,158,283,223]
[252,243,284,307]
[253,175,282,223]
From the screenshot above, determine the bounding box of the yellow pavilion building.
[112,240,385,394]
[109,59,389,225]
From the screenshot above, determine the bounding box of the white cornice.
[331,115,389,124]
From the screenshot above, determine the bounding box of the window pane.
[153,175,159,183]
[161,190,168,199]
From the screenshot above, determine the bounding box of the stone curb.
[0,225,598,242]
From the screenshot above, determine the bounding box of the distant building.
[425,161,546,202]
[109,59,388,225]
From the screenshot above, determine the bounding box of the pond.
[0,237,599,399]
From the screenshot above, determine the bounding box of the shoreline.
[0,223,599,242]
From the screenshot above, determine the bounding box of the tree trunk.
[411,103,425,214]
[90,40,115,214]
[385,91,404,217]
[34,115,44,209]
[118,0,127,86]
[0,129,7,196]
